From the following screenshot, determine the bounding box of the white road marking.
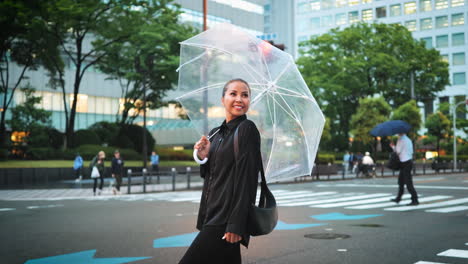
[385,197,468,211]
[437,249,468,258]
[274,191,336,200]
[313,196,395,208]
[414,261,448,264]
[426,206,468,213]
[282,193,390,207]
[317,184,468,190]
[337,249,347,252]
[26,204,64,209]
[0,208,16,212]
[348,195,449,209]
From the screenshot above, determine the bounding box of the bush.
[26,148,62,160]
[430,155,468,162]
[112,132,134,149]
[316,154,335,164]
[89,121,120,145]
[72,129,101,147]
[76,144,141,161]
[155,147,192,161]
[119,124,155,154]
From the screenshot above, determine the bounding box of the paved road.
[1,173,467,264]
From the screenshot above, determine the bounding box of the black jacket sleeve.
[199,127,220,179]
[226,121,260,235]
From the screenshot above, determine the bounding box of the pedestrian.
[179,79,262,264]
[348,152,354,172]
[73,153,83,182]
[90,150,106,196]
[150,151,159,174]
[360,152,374,177]
[390,133,419,206]
[111,150,124,195]
[343,151,350,175]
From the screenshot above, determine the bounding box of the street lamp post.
[452,99,468,171]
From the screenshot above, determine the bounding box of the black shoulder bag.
[234,122,278,236]
[387,152,401,170]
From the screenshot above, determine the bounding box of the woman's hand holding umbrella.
[194,136,210,161]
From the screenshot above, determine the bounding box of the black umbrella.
[370,120,411,137]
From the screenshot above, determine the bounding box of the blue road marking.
[24,249,150,264]
[154,232,199,248]
[311,212,382,221]
[274,220,327,230]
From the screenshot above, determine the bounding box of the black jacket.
[196,115,261,247]
[111,157,124,175]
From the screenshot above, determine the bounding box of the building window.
[298,19,308,31]
[349,11,359,23]
[453,53,466,65]
[435,0,448,9]
[349,0,360,6]
[390,4,402,17]
[453,72,466,85]
[362,0,372,3]
[311,0,321,10]
[419,0,432,12]
[322,0,334,9]
[441,54,449,63]
[452,13,464,26]
[424,100,434,118]
[404,2,417,14]
[420,18,432,30]
[322,15,333,27]
[405,20,417,31]
[336,13,347,25]
[452,33,465,46]
[70,94,88,113]
[297,0,321,13]
[336,0,347,7]
[421,37,433,49]
[311,17,321,29]
[436,35,448,48]
[376,6,386,18]
[451,0,464,7]
[362,9,373,20]
[435,15,448,28]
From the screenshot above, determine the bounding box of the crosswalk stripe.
[347,195,449,209]
[414,261,448,264]
[313,195,396,208]
[275,192,337,201]
[281,193,390,207]
[278,193,362,206]
[273,191,331,200]
[426,206,468,213]
[437,249,468,258]
[385,197,468,211]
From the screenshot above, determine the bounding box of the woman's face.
[221,81,250,122]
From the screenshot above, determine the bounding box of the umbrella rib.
[176,50,208,72]
[264,92,277,178]
[182,43,269,84]
[175,82,225,100]
[272,61,292,84]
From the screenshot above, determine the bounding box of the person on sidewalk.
[111,150,124,195]
[179,79,262,264]
[73,153,83,182]
[90,151,106,196]
[151,151,159,176]
[360,152,374,177]
[343,151,350,175]
[390,133,419,206]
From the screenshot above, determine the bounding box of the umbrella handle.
[193,149,208,165]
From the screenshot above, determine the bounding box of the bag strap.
[233,120,267,207]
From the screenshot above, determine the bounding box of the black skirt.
[179,225,241,264]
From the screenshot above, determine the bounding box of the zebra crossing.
[415,242,468,264]
[155,189,468,214]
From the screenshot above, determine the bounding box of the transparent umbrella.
[175,23,325,182]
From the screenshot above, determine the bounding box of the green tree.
[0,0,59,145]
[350,97,391,152]
[7,87,51,146]
[297,22,449,151]
[44,0,161,147]
[391,100,422,140]
[96,1,196,124]
[426,111,451,160]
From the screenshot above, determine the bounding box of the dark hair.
[222,78,251,97]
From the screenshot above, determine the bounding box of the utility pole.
[202,0,208,134]
[410,72,415,100]
[453,99,468,170]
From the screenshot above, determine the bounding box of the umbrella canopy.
[175,23,325,182]
[370,120,411,137]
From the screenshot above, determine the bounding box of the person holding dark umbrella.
[390,133,419,206]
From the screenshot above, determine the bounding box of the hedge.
[155,147,192,161]
[429,155,468,162]
[26,145,141,161]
